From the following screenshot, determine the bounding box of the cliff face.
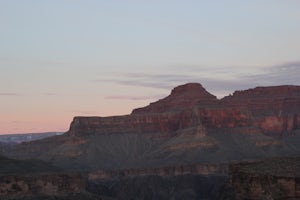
[68,83,300,137]
[88,163,228,181]
[68,83,217,138]
[0,173,85,197]
[2,83,300,199]
[0,155,86,198]
[229,157,300,200]
[68,112,200,138]
[221,86,300,135]
[88,174,227,200]
[132,83,217,114]
[3,83,300,172]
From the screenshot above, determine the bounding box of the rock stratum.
[229,157,300,200]
[2,83,300,199]
[0,155,87,199]
[69,83,300,137]
[3,83,300,170]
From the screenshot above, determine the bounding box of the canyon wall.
[89,163,228,181]
[67,83,300,137]
[0,173,85,198]
[229,157,300,200]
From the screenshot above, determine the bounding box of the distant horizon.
[1,1,300,133]
[0,131,65,135]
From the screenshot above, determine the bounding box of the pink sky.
[1,1,300,134]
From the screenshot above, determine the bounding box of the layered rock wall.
[68,84,300,137]
[229,158,300,200]
[89,163,228,181]
[0,173,85,197]
[132,83,217,114]
[68,111,200,138]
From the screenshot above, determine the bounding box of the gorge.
[1,83,300,199]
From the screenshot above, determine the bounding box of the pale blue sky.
[1,0,300,133]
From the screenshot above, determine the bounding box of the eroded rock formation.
[2,83,300,199]
[229,157,300,200]
[0,155,86,199]
[68,83,300,137]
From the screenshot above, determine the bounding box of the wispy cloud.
[93,73,200,90]
[93,61,300,98]
[0,92,22,96]
[105,95,164,101]
[241,61,300,86]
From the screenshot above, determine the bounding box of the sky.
[1,0,300,134]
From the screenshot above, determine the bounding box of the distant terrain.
[0,132,63,144]
[1,83,300,199]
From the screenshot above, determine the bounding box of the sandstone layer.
[68,83,300,138]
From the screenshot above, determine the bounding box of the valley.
[1,83,300,199]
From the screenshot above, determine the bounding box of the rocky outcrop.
[132,83,217,114]
[221,85,300,135]
[3,83,300,173]
[88,163,228,181]
[229,157,300,200]
[0,173,85,197]
[2,83,300,199]
[88,174,227,200]
[0,155,86,198]
[68,112,200,138]
[67,83,300,137]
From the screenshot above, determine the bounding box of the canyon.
[1,83,300,199]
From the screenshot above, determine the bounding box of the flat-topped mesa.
[221,85,300,115]
[132,83,217,114]
[67,83,217,137]
[67,111,201,137]
[221,85,300,134]
[223,85,300,100]
[66,83,300,137]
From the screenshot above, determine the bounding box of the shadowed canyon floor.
[1,83,300,199]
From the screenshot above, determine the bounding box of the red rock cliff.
[67,83,300,137]
[132,83,217,114]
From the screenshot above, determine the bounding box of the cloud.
[265,61,300,84]
[105,95,164,101]
[93,73,202,91]
[93,61,300,98]
[241,61,300,86]
[93,71,252,98]
[0,92,22,96]
[1,92,61,97]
